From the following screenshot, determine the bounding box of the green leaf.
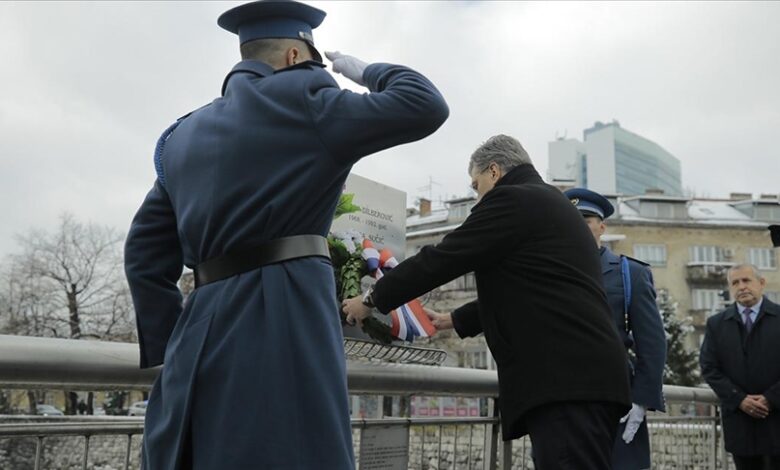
[327,237,350,267]
[334,193,361,219]
[329,220,394,344]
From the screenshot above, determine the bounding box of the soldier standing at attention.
[565,188,668,470]
[124,1,449,468]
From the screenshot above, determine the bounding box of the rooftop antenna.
[417,176,441,202]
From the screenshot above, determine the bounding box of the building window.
[747,248,777,270]
[458,273,477,290]
[449,204,466,219]
[441,273,477,291]
[458,350,488,370]
[639,201,687,219]
[448,202,475,220]
[633,244,667,267]
[766,291,780,304]
[692,289,723,311]
[755,205,780,221]
[689,245,728,264]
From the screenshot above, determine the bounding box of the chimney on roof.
[729,192,752,201]
[645,188,665,195]
[419,198,431,217]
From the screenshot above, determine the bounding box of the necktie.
[743,309,754,334]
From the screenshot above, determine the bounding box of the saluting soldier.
[565,188,668,470]
[123,1,449,468]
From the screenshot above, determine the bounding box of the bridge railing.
[0,335,728,470]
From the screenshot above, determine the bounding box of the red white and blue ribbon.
[362,240,435,342]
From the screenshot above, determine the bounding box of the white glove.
[620,403,646,444]
[324,51,368,86]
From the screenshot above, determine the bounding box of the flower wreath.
[329,193,436,344]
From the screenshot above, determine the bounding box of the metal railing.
[0,335,727,470]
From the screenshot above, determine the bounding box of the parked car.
[35,404,64,416]
[128,401,147,416]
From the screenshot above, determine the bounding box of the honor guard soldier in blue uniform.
[123,1,449,468]
[565,188,668,470]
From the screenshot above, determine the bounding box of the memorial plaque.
[358,424,410,470]
[330,173,407,261]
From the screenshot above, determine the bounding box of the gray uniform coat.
[125,59,448,469]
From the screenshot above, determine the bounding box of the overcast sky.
[1,1,778,257]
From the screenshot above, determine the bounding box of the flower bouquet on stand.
[330,193,446,366]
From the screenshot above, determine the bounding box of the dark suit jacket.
[700,297,780,455]
[373,164,631,440]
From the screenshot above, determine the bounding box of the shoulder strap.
[620,255,632,333]
[153,119,184,188]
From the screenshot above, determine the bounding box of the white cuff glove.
[324,51,368,86]
[620,403,646,444]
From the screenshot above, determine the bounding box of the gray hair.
[727,264,764,283]
[469,134,532,175]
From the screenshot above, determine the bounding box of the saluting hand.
[424,307,453,332]
[324,51,368,86]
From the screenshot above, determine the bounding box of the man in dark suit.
[700,264,780,470]
[124,1,448,468]
[343,135,631,469]
[565,188,667,470]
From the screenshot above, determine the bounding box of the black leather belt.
[193,234,330,288]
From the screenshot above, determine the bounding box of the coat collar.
[494,164,544,188]
[724,296,778,321]
[723,304,740,321]
[600,246,620,273]
[759,297,779,317]
[221,59,325,96]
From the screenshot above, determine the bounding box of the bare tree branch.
[0,213,135,342]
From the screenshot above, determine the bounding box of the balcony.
[686,262,734,285]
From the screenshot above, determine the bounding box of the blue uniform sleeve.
[699,317,746,411]
[451,300,484,338]
[305,63,449,164]
[124,180,183,369]
[628,264,667,411]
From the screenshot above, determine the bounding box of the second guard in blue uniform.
[124,1,449,469]
[565,188,668,470]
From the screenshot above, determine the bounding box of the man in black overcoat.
[700,263,780,470]
[344,135,631,469]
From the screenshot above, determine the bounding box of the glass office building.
[549,121,683,196]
